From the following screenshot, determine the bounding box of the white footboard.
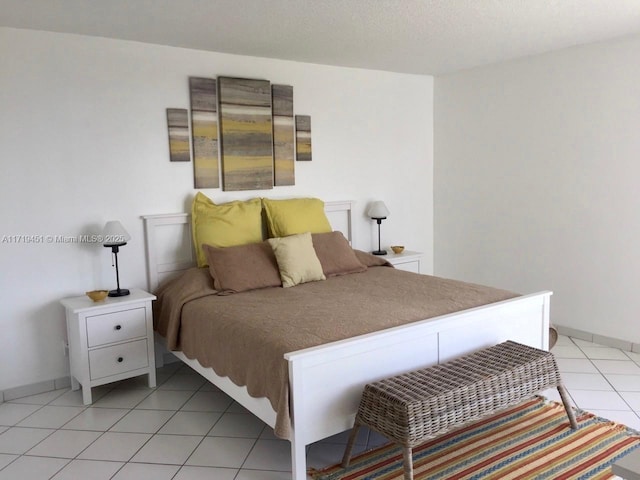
[284,291,551,480]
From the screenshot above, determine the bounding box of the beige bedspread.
[154,262,518,439]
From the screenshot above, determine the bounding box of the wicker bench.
[341,340,578,480]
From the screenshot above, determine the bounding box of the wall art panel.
[189,77,219,188]
[166,108,190,162]
[218,77,274,191]
[295,115,312,161]
[272,84,295,186]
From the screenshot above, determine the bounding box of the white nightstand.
[384,250,424,274]
[60,289,156,404]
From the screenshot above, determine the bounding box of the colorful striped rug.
[311,397,640,480]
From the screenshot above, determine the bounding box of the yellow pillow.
[262,197,332,238]
[268,232,326,288]
[191,192,263,267]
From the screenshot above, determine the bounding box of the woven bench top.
[365,340,558,404]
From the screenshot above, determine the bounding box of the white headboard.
[141,200,354,292]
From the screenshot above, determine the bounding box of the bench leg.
[403,447,414,480]
[557,384,578,429]
[341,423,361,468]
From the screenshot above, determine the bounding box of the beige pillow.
[311,231,367,277]
[203,242,281,294]
[268,232,326,288]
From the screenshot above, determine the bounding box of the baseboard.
[555,325,640,353]
[0,376,71,404]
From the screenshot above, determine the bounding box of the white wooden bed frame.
[142,201,551,480]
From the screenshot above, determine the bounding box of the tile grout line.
[178,387,231,473]
[558,336,605,410]
[234,435,263,479]
[568,336,640,417]
[115,369,207,472]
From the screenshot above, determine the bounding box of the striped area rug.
[311,397,640,480]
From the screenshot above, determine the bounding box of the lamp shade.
[367,201,390,219]
[102,221,131,247]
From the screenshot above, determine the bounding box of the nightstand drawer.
[89,339,149,380]
[393,261,420,274]
[385,250,424,274]
[86,307,146,347]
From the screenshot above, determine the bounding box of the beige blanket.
[154,260,518,439]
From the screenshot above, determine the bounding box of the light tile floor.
[0,335,638,480]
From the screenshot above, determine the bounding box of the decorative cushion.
[262,197,332,238]
[191,192,263,267]
[203,242,281,294]
[312,231,367,277]
[268,232,326,288]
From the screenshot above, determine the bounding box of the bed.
[142,200,551,480]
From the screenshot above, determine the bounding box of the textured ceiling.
[2,0,640,75]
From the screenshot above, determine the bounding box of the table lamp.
[102,221,131,297]
[367,201,390,255]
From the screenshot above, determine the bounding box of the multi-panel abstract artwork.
[166,75,312,190]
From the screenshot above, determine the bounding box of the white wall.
[435,34,640,343]
[0,28,433,391]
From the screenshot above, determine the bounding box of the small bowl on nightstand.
[86,290,108,302]
[390,245,405,254]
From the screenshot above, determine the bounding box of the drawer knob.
[117,357,124,363]
[114,325,122,331]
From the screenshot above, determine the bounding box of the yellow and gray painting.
[272,84,295,186]
[166,108,190,162]
[219,77,274,191]
[189,77,219,188]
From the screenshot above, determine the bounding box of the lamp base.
[372,250,387,256]
[108,288,130,297]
